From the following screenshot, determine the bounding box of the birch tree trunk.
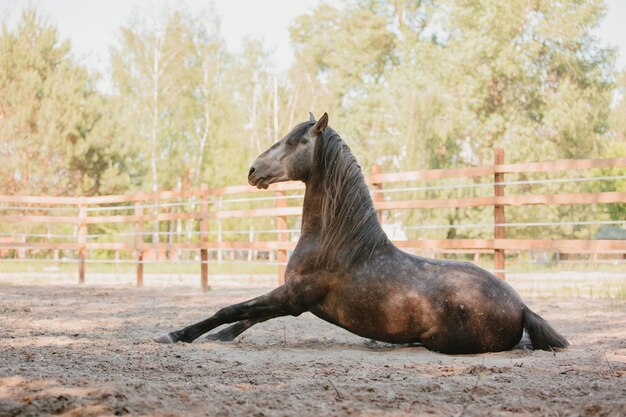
[150,42,161,251]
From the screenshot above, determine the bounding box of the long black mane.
[311,127,389,268]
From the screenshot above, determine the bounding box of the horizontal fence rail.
[1,151,625,289]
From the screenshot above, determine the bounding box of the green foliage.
[289,0,616,170]
[286,0,620,239]
[0,8,138,196]
[0,1,623,243]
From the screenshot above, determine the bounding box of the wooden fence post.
[371,165,383,224]
[216,196,223,262]
[276,191,287,285]
[135,202,144,287]
[78,198,87,284]
[248,225,254,261]
[494,148,506,280]
[200,184,209,292]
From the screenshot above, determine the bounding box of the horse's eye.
[301,138,309,145]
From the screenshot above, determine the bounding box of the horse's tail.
[523,308,569,351]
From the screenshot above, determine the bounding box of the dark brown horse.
[155,113,568,354]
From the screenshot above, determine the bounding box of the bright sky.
[1,0,625,81]
[0,0,320,72]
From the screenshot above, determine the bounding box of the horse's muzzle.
[248,166,269,189]
[248,166,260,186]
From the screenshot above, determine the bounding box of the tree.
[441,0,615,164]
[0,8,135,196]
[287,0,617,241]
[289,2,396,167]
[601,70,626,221]
[111,11,184,194]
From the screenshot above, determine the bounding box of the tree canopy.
[0,9,140,195]
[1,1,623,198]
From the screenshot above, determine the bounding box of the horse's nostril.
[248,167,256,178]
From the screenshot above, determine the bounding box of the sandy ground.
[1,271,624,298]
[0,284,625,417]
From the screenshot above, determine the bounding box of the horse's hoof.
[153,332,177,344]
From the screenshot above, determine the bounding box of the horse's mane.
[311,127,389,268]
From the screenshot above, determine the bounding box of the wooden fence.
[1,150,625,289]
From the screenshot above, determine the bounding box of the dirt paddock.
[1,283,625,417]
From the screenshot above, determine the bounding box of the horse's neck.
[298,165,388,268]
[300,182,324,238]
[299,157,382,237]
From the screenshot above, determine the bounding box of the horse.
[155,113,568,354]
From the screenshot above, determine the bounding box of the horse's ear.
[309,112,316,123]
[312,112,328,135]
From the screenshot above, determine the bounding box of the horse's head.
[248,113,328,189]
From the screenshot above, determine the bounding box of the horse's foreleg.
[203,317,268,342]
[154,286,301,344]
